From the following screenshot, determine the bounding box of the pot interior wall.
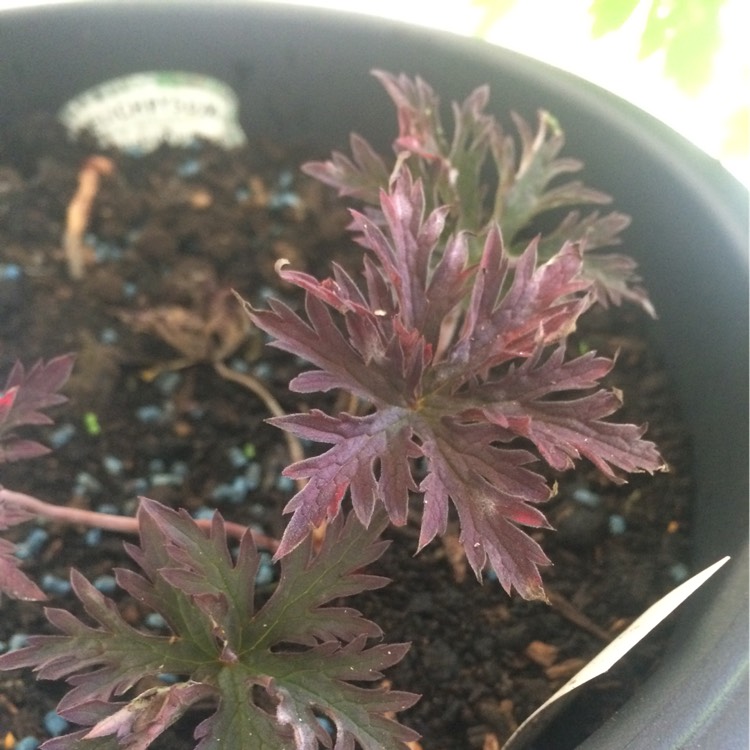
[1,4,747,748]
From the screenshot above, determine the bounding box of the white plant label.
[504,555,731,749]
[59,72,246,153]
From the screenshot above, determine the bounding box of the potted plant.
[0,3,746,749]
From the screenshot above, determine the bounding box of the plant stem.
[213,360,306,491]
[0,488,279,551]
[213,361,329,549]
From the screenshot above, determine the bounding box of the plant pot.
[1,3,747,748]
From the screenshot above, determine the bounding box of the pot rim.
[1,4,747,748]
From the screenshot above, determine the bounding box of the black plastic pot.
[1,3,747,748]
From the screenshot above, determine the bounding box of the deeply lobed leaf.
[246,170,665,599]
[0,354,75,463]
[0,354,75,598]
[0,500,416,749]
[303,70,655,315]
[302,133,391,206]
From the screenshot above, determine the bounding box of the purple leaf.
[451,232,591,376]
[0,438,53,463]
[271,409,417,559]
[306,71,653,313]
[0,491,38,530]
[418,420,553,598]
[0,493,45,600]
[0,354,74,464]
[0,503,417,748]
[0,387,17,423]
[1,354,74,428]
[302,132,391,204]
[248,171,665,599]
[471,346,665,480]
[0,537,45,600]
[371,69,446,161]
[83,682,215,749]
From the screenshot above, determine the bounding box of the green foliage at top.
[590,0,724,95]
[471,0,725,96]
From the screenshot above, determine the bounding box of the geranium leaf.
[259,505,394,647]
[82,682,216,750]
[249,170,665,599]
[0,501,416,749]
[1,354,74,429]
[418,419,553,599]
[582,251,657,317]
[472,346,665,480]
[0,354,74,463]
[302,132,391,205]
[271,409,417,559]
[0,492,47,600]
[306,71,655,313]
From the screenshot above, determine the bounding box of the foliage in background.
[471,0,727,96]
[588,0,724,95]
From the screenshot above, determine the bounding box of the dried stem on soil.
[547,588,613,643]
[213,360,306,492]
[62,155,115,279]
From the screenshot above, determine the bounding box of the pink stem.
[0,488,279,551]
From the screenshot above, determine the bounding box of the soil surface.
[0,117,692,749]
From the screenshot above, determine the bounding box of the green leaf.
[493,111,612,248]
[132,502,260,657]
[589,0,641,37]
[639,0,723,95]
[248,506,393,647]
[661,1,722,94]
[0,568,205,711]
[0,502,417,748]
[261,638,418,750]
[194,669,292,749]
[471,0,520,37]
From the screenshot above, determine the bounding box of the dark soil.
[0,117,692,749]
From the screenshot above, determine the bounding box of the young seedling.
[0,71,666,748]
[243,168,664,600]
